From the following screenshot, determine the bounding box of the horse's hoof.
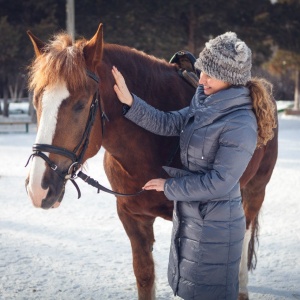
[238,293,249,300]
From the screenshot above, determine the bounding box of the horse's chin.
[52,201,61,208]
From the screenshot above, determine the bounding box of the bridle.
[25,70,144,200]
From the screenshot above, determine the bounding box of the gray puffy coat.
[125,85,257,300]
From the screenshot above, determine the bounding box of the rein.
[25,70,144,199]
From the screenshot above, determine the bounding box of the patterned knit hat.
[194,32,252,85]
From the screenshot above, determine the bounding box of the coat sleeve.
[164,115,258,201]
[124,94,189,136]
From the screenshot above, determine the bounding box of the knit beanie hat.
[194,32,252,85]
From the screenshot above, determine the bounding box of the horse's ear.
[27,30,46,57]
[84,23,104,72]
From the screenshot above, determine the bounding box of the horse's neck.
[102,44,181,107]
[98,45,194,162]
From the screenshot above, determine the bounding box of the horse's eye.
[73,101,85,112]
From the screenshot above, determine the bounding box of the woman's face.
[199,72,231,95]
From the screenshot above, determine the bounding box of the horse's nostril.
[40,180,65,209]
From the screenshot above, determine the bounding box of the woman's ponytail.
[246,78,277,148]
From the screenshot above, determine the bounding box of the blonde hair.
[246,78,277,148]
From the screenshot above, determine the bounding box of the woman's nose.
[199,76,205,85]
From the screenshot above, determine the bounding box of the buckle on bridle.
[51,164,58,171]
[67,162,82,179]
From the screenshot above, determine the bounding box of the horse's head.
[26,24,104,209]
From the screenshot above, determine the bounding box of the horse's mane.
[103,43,172,74]
[102,43,184,107]
[28,32,176,96]
[28,33,89,93]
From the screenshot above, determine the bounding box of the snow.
[0,113,300,300]
[276,101,294,112]
[0,101,30,115]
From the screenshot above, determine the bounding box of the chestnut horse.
[25,24,278,300]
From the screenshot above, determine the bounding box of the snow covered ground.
[0,113,299,300]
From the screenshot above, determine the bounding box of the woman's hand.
[143,179,166,192]
[112,66,133,106]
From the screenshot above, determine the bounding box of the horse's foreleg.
[131,230,156,300]
[117,203,156,300]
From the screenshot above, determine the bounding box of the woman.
[112,32,276,300]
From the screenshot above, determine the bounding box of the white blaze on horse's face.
[27,82,70,208]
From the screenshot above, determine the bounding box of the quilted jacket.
[125,85,257,299]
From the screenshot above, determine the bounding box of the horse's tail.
[247,213,260,270]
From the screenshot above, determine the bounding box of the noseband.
[26,70,144,200]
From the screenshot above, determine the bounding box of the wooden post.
[294,68,299,111]
[285,68,300,115]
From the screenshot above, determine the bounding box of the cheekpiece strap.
[86,70,100,83]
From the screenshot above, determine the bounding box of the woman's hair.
[246,78,277,148]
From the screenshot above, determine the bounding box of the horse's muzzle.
[25,173,65,209]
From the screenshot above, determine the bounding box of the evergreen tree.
[1,0,300,114]
[0,0,64,116]
[267,0,300,110]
